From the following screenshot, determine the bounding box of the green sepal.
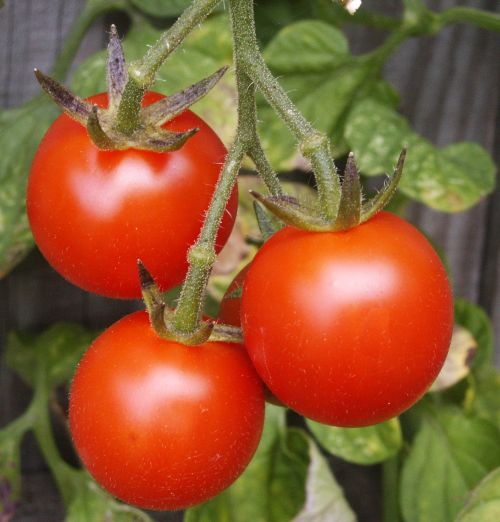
[35,25,227,153]
[250,191,333,231]
[142,66,228,126]
[334,152,361,229]
[253,200,284,241]
[360,148,406,222]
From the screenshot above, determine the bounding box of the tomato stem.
[169,0,347,339]
[437,7,500,32]
[115,0,221,134]
[171,0,288,339]
[248,140,282,196]
[172,140,245,337]
[228,0,341,222]
[30,367,74,507]
[130,0,221,88]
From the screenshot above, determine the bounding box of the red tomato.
[27,92,237,298]
[240,211,453,427]
[69,311,264,510]
[218,264,284,408]
[218,264,250,327]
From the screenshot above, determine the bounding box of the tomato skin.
[218,264,284,408]
[218,264,250,327]
[240,212,453,427]
[27,92,237,299]
[69,311,264,510]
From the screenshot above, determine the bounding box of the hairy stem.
[115,0,220,134]
[130,0,221,87]
[173,140,245,335]
[228,0,340,221]
[438,7,500,32]
[248,140,282,196]
[171,1,285,337]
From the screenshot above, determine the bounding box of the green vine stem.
[229,0,340,222]
[172,140,245,337]
[51,0,126,81]
[365,4,500,70]
[170,1,289,338]
[116,0,220,134]
[171,0,343,338]
[438,7,500,32]
[351,5,500,33]
[30,368,74,506]
[248,139,283,197]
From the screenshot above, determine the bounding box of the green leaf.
[291,440,356,522]
[264,21,350,72]
[185,406,306,522]
[345,99,496,212]
[5,323,96,389]
[254,0,316,44]
[307,418,402,465]
[470,367,500,430]
[454,299,493,370]
[258,20,398,170]
[0,97,59,278]
[64,468,152,522]
[129,0,191,17]
[400,406,500,522]
[72,15,236,148]
[429,325,477,392]
[456,468,500,522]
[185,405,354,522]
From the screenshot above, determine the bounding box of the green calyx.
[137,260,242,346]
[35,24,227,153]
[251,148,406,233]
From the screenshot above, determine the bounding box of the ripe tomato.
[69,311,264,510]
[27,92,237,299]
[218,264,250,327]
[218,264,284,407]
[240,211,453,427]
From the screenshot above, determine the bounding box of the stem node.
[300,132,328,157]
[188,245,217,267]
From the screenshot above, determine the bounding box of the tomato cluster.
[29,98,453,510]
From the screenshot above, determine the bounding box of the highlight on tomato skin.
[69,311,265,510]
[27,92,237,299]
[240,211,454,428]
